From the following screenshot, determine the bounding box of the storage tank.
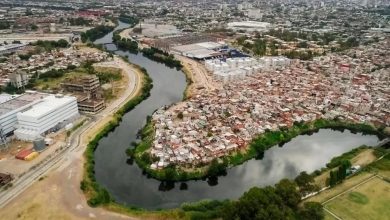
[33,137,46,152]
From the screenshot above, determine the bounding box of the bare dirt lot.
[0,55,142,220]
[176,55,222,98]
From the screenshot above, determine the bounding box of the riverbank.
[174,55,222,98]
[131,118,388,181]
[81,61,152,207]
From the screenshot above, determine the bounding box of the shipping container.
[24,152,39,161]
[15,148,33,160]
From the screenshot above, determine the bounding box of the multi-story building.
[14,94,79,141]
[0,92,48,137]
[9,71,29,89]
[61,75,105,114]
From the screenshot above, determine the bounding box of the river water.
[93,21,380,209]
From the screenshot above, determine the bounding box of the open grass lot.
[307,172,375,203]
[34,69,89,90]
[324,176,390,220]
[324,211,337,220]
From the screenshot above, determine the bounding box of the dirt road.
[175,55,221,98]
[0,56,142,220]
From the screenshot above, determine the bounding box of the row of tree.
[141,47,182,69]
[118,14,139,27]
[329,160,351,187]
[221,178,323,220]
[81,25,114,43]
[113,31,139,53]
[31,39,69,51]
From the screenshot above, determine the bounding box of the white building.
[0,43,26,55]
[227,21,272,32]
[205,56,290,82]
[14,95,79,141]
[0,92,48,137]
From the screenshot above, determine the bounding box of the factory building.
[14,94,79,141]
[0,92,49,138]
[171,41,225,60]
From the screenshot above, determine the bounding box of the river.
[93,21,380,209]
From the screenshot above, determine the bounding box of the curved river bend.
[93,21,380,209]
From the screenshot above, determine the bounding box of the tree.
[275,179,301,208]
[294,171,318,196]
[164,166,176,180]
[299,202,324,220]
[140,153,151,164]
[207,158,227,177]
[337,160,351,182]
[221,179,324,220]
[0,21,10,30]
[25,9,33,16]
[223,186,295,220]
[30,24,38,31]
[298,41,308,48]
[177,112,184,119]
[329,170,337,187]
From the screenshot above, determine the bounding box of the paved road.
[0,56,140,212]
[0,116,94,208]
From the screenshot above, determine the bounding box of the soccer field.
[324,176,390,220]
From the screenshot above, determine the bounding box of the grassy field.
[324,176,390,220]
[313,148,378,188]
[34,69,89,90]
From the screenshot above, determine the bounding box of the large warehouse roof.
[171,41,224,59]
[18,95,76,118]
[0,92,47,116]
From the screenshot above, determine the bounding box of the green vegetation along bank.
[141,47,183,69]
[118,14,139,26]
[130,118,388,182]
[81,25,115,43]
[81,61,153,208]
[112,29,139,53]
[111,29,183,70]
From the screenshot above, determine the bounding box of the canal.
[93,21,380,209]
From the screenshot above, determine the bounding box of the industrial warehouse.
[0,91,79,143]
[14,94,79,141]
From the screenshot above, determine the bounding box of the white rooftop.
[0,93,17,105]
[18,95,76,118]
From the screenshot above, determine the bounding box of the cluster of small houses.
[149,41,390,170]
[0,48,108,88]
